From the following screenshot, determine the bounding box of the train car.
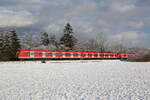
[18,50,136,60]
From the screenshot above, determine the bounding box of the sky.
[0,0,150,48]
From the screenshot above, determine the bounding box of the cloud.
[0,9,34,27]
[0,0,150,48]
[110,3,135,12]
[111,31,150,47]
[45,24,61,34]
[129,21,144,29]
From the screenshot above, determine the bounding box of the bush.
[128,51,150,62]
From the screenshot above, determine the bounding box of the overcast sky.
[0,0,150,48]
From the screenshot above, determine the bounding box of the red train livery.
[18,50,136,60]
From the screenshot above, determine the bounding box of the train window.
[65,53,71,56]
[81,54,86,56]
[100,54,104,56]
[39,53,42,56]
[88,54,92,56]
[26,52,30,56]
[35,53,39,55]
[30,52,35,55]
[34,53,42,56]
[45,53,48,56]
[94,54,98,56]
[73,53,79,56]
[46,53,52,56]
[55,53,63,56]
[105,54,109,56]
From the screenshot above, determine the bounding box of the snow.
[0,60,150,100]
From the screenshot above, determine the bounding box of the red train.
[18,50,136,60]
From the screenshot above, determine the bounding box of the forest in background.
[0,23,149,61]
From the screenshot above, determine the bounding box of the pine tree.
[0,32,4,60]
[1,31,12,60]
[0,29,20,61]
[41,32,50,46]
[60,23,77,51]
[9,29,21,60]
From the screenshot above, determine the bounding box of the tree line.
[21,23,77,51]
[0,23,148,61]
[0,23,78,61]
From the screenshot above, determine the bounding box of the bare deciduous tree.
[95,33,108,52]
[21,33,40,49]
[109,44,128,53]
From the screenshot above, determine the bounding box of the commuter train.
[17,50,136,60]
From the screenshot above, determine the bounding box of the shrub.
[128,51,150,62]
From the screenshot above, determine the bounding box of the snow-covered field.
[0,60,150,100]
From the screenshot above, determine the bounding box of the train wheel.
[41,60,46,63]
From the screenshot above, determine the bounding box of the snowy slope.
[0,60,150,100]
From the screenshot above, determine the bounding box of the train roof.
[20,50,135,54]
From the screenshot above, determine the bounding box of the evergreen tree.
[0,29,20,61]
[41,32,50,46]
[0,32,4,60]
[60,23,77,51]
[1,31,12,60]
[9,29,21,60]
